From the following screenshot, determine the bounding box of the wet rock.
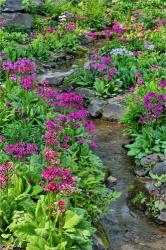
[102,95,126,121]
[61,82,74,92]
[1,12,34,28]
[158,209,166,223]
[160,155,166,162]
[2,0,24,12]
[107,94,126,105]
[51,52,67,62]
[37,69,74,86]
[106,176,117,187]
[102,103,126,122]
[65,55,74,60]
[93,234,108,250]
[151,162,166,177]
[2,0,44,12]
[88,99,106,118]
[71,64,78,69]
[75,87,95,99]
[140,154,160,168]
[133,168,149,177]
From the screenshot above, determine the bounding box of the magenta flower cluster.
[21,76,38,90]
[44,120,60,132]
[56,92,84,109]
[60,109,89,122]
[41,167,75,193]
[4,142,38,158]
[44,131,58,146]
[35,87,57,99]
[1,57,38,90]
[89,54,117,81]
[139,92,166,124]
[112,22,127,33]
[135,71,144,85]
[86,22,127,41]
[44,149,61,167]
[43,26,57,33]
[2,58,35,74]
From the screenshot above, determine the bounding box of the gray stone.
[75,87,95,99]
[102,103,126,122]
[38,69,74,86]
[160,186,166,203]
[133,168,149,177]
[107,94,126,105]
[140,154,160,168]
[71,64,78,69]
[2,0,24,12]
[30,0,44,6]
[61,82,74,92]
[160,155,166,162]
[65,55,73,60]
[158,209,166,223]
[1,12,34,28]
[88,99,107,118]
[151,162,166,177]
[2,0,44,12]
[106,176,117,187]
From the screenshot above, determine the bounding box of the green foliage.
[43,0,72,18]
[131,192,146,207]
[123,79,166,134]
[0,0,5,8]
[150,173,166,189]
[79,0,106,29]
[146,198,166,217]
[125,126,166,159]
[23,0,44,14]
[2,194,95,249]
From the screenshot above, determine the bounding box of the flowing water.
[93,120,166,250]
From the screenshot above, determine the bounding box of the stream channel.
[40,42,166,250]
[93,120,166,250]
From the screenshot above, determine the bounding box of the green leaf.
[46,242,67,250]
[31,185,43,196]
[63,210,83,229]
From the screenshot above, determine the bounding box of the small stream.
[93,120,166,250]
[39,42,166,249]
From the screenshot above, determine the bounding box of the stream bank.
[93,120,166,250]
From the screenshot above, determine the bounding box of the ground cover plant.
[67,15,166,97]
[0,53,119,249]
[123,77,166,221]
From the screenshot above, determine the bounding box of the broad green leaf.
[63,210,83,229]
